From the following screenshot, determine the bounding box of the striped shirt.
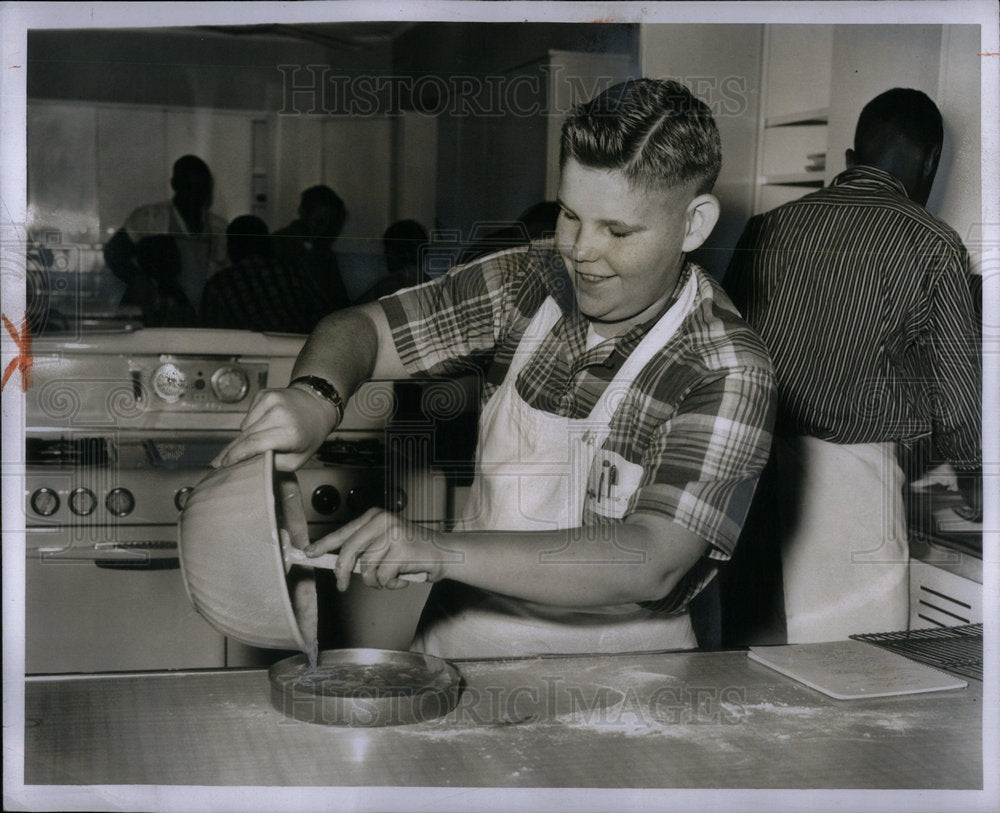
[723,166,981,469]
[380,240,776,612]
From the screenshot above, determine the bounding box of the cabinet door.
[27,103,100,243]
[269,115,325,229]
[96,106,168,240]
[321,116,393,299]
[762,25,833,124]
[322,116,392,256]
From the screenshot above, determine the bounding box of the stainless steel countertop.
[23,649,982,789]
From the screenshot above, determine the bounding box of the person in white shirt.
[104,154,227,307]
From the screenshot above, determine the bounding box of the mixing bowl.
[178,451,319,651]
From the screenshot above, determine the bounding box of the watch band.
[289,375,346,423]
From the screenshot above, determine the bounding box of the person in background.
[356,219,430,303]
[200,215,330,334]
[119,234,197,328]
[722,88,981,644]
[458,200,562,264]
[213,79,776,660]
[272,185,351,313]
[104,155,227,307]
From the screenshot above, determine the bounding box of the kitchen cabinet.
[433,49,633,245]
[751,23,982,248]
[29,100,255,241]
[27,102,102,244]
[752,25,832,215]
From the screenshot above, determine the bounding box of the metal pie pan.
[268,648,463,726]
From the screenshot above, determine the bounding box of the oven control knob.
[210,366,250,403]
[152,362,188,403]
[105,487,136,517]
[347,485,377,514]
[30,487,60,517]
[174,487,194,512]
[385,487,408,514]
[311,485,341,515]
[69,487,97,516]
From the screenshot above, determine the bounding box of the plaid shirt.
[381,240,776,612]
[200,254,330,334]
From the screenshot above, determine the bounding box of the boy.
[215,79,776,658]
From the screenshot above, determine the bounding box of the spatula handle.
[283,542,428,582]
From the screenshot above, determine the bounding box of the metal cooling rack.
[851,623,983,681]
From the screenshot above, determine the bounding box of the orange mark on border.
[589,18,617,23]
[2,312,32,392]
[979,52,1000,56]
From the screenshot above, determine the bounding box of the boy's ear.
[681,194,720,253]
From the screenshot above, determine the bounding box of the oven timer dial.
[210,365,250,403]
[152,362,188,403]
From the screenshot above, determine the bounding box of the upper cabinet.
[754,25,832,214]
[751,23,982,262]
[762,26,833,125]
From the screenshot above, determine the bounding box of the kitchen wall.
[27,27,388,117]
[825,25,982,267]
[392,22,639,242]
[27,26,399,302]
[640,24,764,278]
[640,23,983,279]
[25,22,984,307]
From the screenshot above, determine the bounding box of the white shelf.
[761,173,826,186]
[764,107,830,128]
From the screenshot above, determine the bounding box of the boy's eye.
[609,228,632,239]
[559,209,577,221]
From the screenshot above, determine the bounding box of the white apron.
[411,276,701,659]
[775,435,909,643]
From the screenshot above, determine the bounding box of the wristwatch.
[289,375,346,424]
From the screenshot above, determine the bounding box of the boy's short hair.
[854,87,943,163]
[560,78,721,195]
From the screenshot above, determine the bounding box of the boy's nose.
[572,231,600,263]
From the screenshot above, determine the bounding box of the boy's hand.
[304,508,453,591]
[210,386,341,471]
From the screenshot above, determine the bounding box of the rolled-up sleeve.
[634,363,776,560]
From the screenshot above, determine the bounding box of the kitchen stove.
[23,329,446,674]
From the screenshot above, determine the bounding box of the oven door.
[26,531,227,674]
[24,431,446,673]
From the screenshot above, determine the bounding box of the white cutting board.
[748,639,968,700]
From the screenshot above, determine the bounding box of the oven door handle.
[94,558,180,571]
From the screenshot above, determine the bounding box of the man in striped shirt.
[216,79,776,657]
[724,88,981,643]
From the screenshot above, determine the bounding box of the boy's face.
[555,159,702,338]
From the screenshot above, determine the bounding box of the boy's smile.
[555,158,717,338]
